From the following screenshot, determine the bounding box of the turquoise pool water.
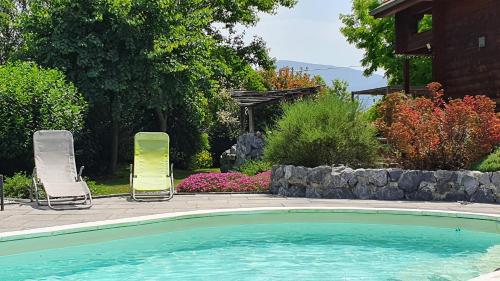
[0,211,499,280]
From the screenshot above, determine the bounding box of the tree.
[340,0,432,86]
[20,0,296,173]
[259,67,324,90]
[0,61,87,174]
[0,0,26,63]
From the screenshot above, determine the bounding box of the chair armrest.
[77,166,85,181]
[129,164,133,192]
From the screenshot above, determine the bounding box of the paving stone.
[0,195,498,233]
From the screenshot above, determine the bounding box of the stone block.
[436,170,458,193]
[388,168,403,182]
[470,185,496,204]
[375,183,404,200]
[398,171,423,193]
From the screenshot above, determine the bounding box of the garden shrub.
[207,90,240,167]
[263,88,380,168]
[190,150,213,169]
[376,82,500,170]
[472,147,500,172]
[189,133,213,169]
[364,100,382,123]
[238,160,273,176]
[4,172,31,199]
[0,62,87,173]
[176,171,270,193]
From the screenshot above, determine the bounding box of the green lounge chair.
[130,132,174,201]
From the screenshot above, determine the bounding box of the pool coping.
[1,206,499,242]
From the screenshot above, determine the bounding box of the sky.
[242,0,365,69]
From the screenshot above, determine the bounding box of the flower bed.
[176,171,271,193]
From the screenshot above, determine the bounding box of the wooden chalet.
[368,0,500,105]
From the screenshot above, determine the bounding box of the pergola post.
[248,107,255,133]
[239,107,246,133]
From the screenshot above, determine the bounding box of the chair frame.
[130,163,174,201]
[31,166,93,210]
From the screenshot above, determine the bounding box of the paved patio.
[1,194,499,233]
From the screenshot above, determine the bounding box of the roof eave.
[370,0,432,18]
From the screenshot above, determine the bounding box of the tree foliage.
[259,67,324,90]
[0,61,87,173]
[0,0,25,63]
[340,0,432,85]
[18,0,296,173]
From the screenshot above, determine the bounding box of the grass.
[90,165,220,196]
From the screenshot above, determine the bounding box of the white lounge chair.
[32,130,92,209]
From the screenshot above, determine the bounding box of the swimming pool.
[0,208,499,280]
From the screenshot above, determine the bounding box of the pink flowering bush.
[176,171,271,193]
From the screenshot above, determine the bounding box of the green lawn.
[90,166,220,196]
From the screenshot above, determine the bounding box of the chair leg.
[87,192,93,207]
[130,175,174,202]
[47,195,53,209]
[34,182,41,207]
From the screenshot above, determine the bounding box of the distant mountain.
[276,60,387,107]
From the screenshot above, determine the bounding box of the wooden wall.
[433,0,500,103]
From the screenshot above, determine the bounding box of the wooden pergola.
[231,86,321,133]
[351,85,430,99]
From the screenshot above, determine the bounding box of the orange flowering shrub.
[376,82,500,170]
[259,67,321,90]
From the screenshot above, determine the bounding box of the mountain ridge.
[276,60,387,92]
[276,60,386,107]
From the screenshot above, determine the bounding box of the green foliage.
[418,14,432,33]
[0,61,87,173]
[264,87,380,168]
[190,150,213,170]
[238,160,273,176]
[0,0,24,63]
[364,101,382,123]
[3,172,31,198]
[328,79,351,99]
[473,148,500,172]
[207,89,240,166]
[340,0,432,85]
[189,133,213,169]
[19,0,296,173]
[84,178,99,196]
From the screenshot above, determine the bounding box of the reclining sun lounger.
[130,132,174,201]
[32,130,92,209]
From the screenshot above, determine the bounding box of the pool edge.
[1,207,499,242]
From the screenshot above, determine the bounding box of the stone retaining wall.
[271,165,500,203]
